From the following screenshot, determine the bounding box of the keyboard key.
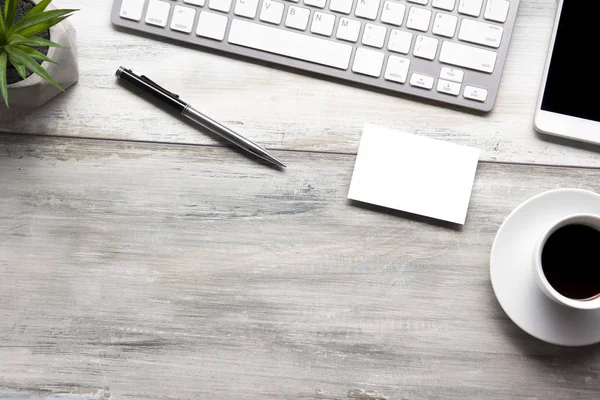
[458,0,483,17]
[413,35,438,60]
[407,7,431,32]
[329,0,354,14]
[196,11,228,40]
[305,0,327,8]
[388,29,412,54]
[407,0,428,4]
[352,48,385,77]
[184,0,206,5]
[228,19,353,69]
[285,6,310,30]
[464,85,488,102]
[384,55,410,83]
[120,0,145,21]
[440,67,464,82]
[410,73,434,89]
[171,5,197,33]
[145,0,171,27]
[311,11,336,36]
[432,0,455,10]
[459,18,503,48]
[437,78,460,95]
[235,0,259,18]
[362,23,387,48]
[484,0,509,23]
[260,0,285,24]
[210,0,232,12]
[381,2,406,26]
[439,41,497,73]
[432,12,457,38]
[355,0,381,21]
[336,17,361,42]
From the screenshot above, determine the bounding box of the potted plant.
[0,0,77,109]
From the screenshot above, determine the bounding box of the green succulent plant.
[0,0,76,107]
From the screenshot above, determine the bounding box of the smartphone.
[534,1,600,145]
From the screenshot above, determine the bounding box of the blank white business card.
[348,124,480,225]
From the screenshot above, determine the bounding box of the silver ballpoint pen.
[116,67,286,168]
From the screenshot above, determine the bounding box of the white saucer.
[490,189,600,347]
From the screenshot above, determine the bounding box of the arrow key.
[437,78,461,96]
[410,73,434,90]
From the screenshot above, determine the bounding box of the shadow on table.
[0,80,80,134]
[348,199,464,231]
[535,130,600,155]
[494,305,600,365]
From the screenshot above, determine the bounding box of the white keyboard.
[111,0,520,112]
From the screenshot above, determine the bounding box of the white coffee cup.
[533,214,600,311]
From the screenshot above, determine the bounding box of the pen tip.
[265,154,286,168]
[273,159,287,168]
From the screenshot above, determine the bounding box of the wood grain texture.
[1,134,599,400]
[1,0,600,167]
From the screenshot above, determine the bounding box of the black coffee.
[541,224,600,300]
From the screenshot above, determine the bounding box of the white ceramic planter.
[4,1,79,110]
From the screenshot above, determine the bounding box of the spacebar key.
[228,20,353,70]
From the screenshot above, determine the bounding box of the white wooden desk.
[1,1,599,398]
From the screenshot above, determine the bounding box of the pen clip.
[140,75,180,99]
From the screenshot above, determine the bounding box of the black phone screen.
[541,2,600,122]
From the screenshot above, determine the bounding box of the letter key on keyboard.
[112,0,521,111]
